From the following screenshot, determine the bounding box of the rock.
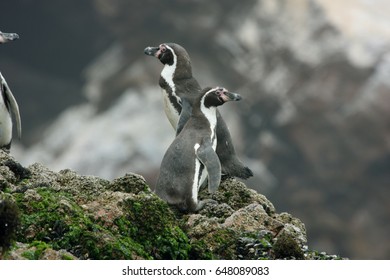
[0,0,390,259]
[205,177,276,215]
[0,150,344,259]
[4,242,77,260]
[273,231,304,260]
[222,203,283,233]
[276,212,307,246]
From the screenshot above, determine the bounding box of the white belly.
[162,89,180,129]
[0,98,12,146]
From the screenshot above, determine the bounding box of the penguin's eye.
[216,91,224,101]
[216,89,223,96]
[160,45,167,53]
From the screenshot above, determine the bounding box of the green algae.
[14,187,146,259]
[199,228,239,259]
[21,241,50,260]
[13,183,193,260]
[118,195,191,259]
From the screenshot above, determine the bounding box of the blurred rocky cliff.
[1,0,389,259]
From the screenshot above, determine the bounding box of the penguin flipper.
[196,139,221,193]
[1,73,22,139]
[176,97,192,136]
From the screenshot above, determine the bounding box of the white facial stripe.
[160,45,178,95]
[160,45,181,126]
[200,91,218,149]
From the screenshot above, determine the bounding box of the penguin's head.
[0,31,19,44]
[202,87,242,108]
[144,43,191,66]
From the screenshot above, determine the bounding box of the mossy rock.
[200,177,276,215]
[13,187,146,259]
[200,228,239,259]
[11,170,193,260]
[0,151,346,260]
[119,193,191,259]
[57,169,110,203]
[108,173,149,194]
[4,241,77,260]
[273,232,304,259]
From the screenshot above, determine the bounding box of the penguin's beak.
[0,32,19,43]
[222,91,242,102]
[144,46,160,57]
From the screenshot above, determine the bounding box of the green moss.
[14,187,147,259]
[12,184,195,260]
[119,195,192,259]
[21,250,36,260]
[188,239,213,260]
[61,253,74,260]
[32,241,50,258]
[20,241,50,260]
[202,229,238,259]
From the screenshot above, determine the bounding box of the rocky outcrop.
[0,151,342,260]
[5,0,389,259]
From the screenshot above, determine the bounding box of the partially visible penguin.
[156,87,242,212]
[0,31,19,44]
[144,43,253,179]
[0,31,21,151]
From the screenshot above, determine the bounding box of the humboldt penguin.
[0,31,21,150]
[144,43,253,179]
[156,87,242,212]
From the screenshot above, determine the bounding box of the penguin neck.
[161,56,177,92]
[197,98,217,147]
[161,54,193,91]
[160,54,194,122]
